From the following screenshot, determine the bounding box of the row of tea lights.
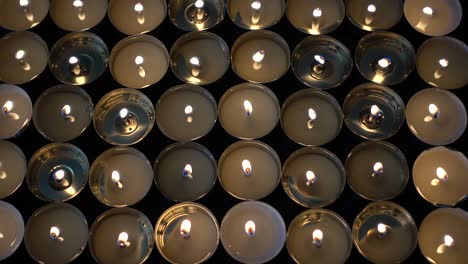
[1,200,467,263]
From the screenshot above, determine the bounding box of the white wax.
[0,141,26,199]
[286,0,345,34]
[0,84,32,139]
[0,201,24,261]
[50,0,108,31]
[0,0,49,30]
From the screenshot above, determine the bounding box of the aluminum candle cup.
[227,0,285,30]
[49,0,108,31]
[0,141,27,199]
[0,0,49,30]
[26,143,89,202]
[156,85,217,142]
[413,146,468,207]
[24,203,89,264]
[0,31,48,85]
[0,201,24,261]
[346,0,403,31]
[155,202,219,264]
[0,84,32,140]
[282,147,345,208]
[346,141,409,201]
[218,83,280,139]
[154,142,217,202]
[353,201,418,264]
[168,0,225,31]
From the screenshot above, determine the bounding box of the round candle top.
[0,84,32,140]
[281,89,343,146]
[110,34,169,89]
[413,146,468,207]
[231,30,290,83]
[218,82,280,139]
[0,31,48,85]
[227,0,285,30]
[346,0,403,31]
[93,88,155,146]
[89,207,154,264]
[287,209,352,264]
[353,201,418,264]
[286,0,345,35]
[291,35,353,89]
[343,83,405,141]
[282,147,345,208]
[155,202,219,264]
[24,203,88,264]
[0,0,49,30]
[0,140,27,199]
[89,147,153,207]
[168,0,225,31]
[108,0,167,35]
[27,143,89,202]
[154,142,217,202]
[156,84,217,142]
[33,85,94,142]
[418,208,468,264]
[0,201,24,261]
[416,37,468,90]
[49,32,109,85]
[50,0,108,31]
[221,201,286,263]
[406,88,467,146]
[170,31,229,85]
[404,0,462,36]
[218,140,281,200]
[346,141,409,201]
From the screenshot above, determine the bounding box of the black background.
[1,1,467,263]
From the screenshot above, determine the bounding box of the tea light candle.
[0,0,49,30]
[416,37,468,90]
[353,201,418,263]
[281,89,343,146]
[287,209,352,264]
[33,85,94,142]
[346,0,403,31]
[49,32,109,85]
[108,0,167,35]
[89,207,154,264]
[93,88,155,146]
[218,140,281,200]
[50,0,108,31]
[89,147,153,207]
[413,146,468,207]
[24,203,88,264]
[282,147,345,208]
[155,202,219,264]
[0,84,32,140]
[26,143,89,202]
[346,141,409,201]
[110,35,169,89]
[404,0,462,36]
[170,31,229,85]
[168,0,225,31]
[286,0,345,35]
[156,84,217,142]
[154,142,217,202]
[418,208,468,264]
[0,201,24,261]
[0,31,48,85]
[218,82,280,139]
[0,141,27,199]
[221,201,286,263]
[343,83,405,140]
[406,88,467,146]
[227,0,285,30]
[231,30,290,83]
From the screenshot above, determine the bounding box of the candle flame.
[69,56,79,64]
[135,56,144,65]
[312,229,323,247]
[423,6,433,15]
[118,232,130,248]
[54,170,65,181]
[244,100,253,117]
[367,4,376,13]
[378,58,391,68]
[436,167,448,180]
[312,8,322,18]
[2,101,13,113]
[252,50,265,63]
[62,105,71,115]
[190,56,200,66]
[15,50,25,60]
[245,220,256,237]
[134,2,144,12]
[306,170,316,186]
[308,108,317,121]
[73,0,83,8]
[111,171,123,189]
[183,164,193,179]
[429,104,439,116]
[377,223,387,235]
[50,226,64,241]
[439,59,448,68]
[180,219,192,238]
[195,0,204,8]
[444,235,455,247]
[372,162,383,176]
[314,55,325,65]
[370,105,381,116]
[185,105,193,115]
[242,160,252,176]
[251,1,261,10]
[119,108,129,119]
[19,0,29,7]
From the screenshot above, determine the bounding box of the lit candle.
[227,0,285,30]
[24,203,88,263]
[89,147,153,207]
[0,0,49,30]
[346,0,403,31]
[89,207,154,264]
[0,141,27,199]
[218,140,281,200]
[49,0,108,31]
[154,142,217,202]
[155,202,219,264]
[413,146,468,207]
[168,0,225,31]
[220,201,286,263]
[0,84,32,139]
[218,83,280,139]
[0,201,24,261]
